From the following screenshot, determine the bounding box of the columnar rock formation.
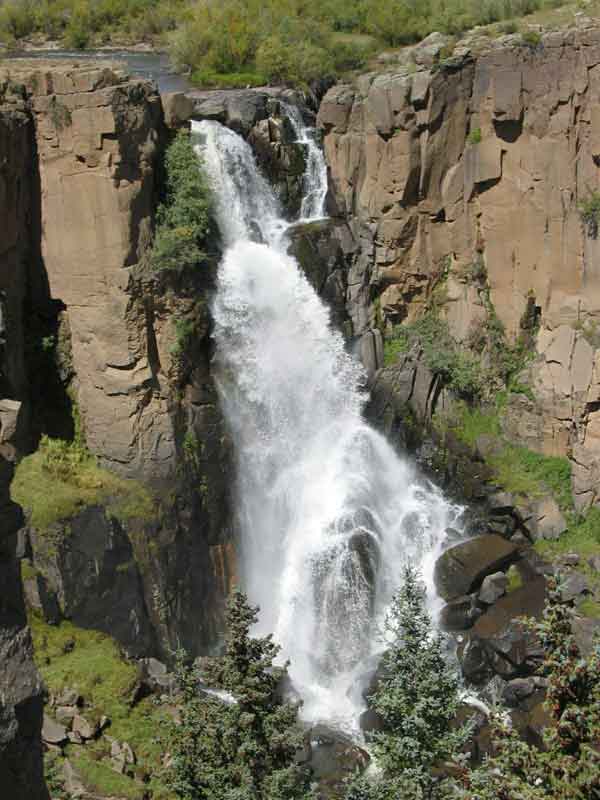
[318,28,600,508]
[0,82,47,800]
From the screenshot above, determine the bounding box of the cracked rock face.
[319,28,600,509]
[0,95,47,799]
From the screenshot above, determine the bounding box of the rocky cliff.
[318,26,600,510]
[0,81,47,800]
[0,61,235,665]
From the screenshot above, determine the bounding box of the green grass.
[70,750,146,799]
[12,436,154,532]
[438,402,502,449]
[383,327,409,366]
[578,598,600,620]
[535,508,600,561]
[31,614,171,797]
[190,69,267,88]
[487,445,572,510]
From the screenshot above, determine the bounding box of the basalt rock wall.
[318,27,600,509]
[0,85,47,800]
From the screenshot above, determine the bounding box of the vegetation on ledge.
[150,129,212,274]
[12,434,154,532]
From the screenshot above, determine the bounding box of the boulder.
[439,594,482,630]
[42,715,68,746]
[502,677,536,707]
[460,578,547,683]
[478,572,508,605]
[559,572,588,602]
[434,535,519,601]
[72,715,96,741]
[55,706,77,725]
[588,555,600,571]
[308,724,369,795]
[161,91,194,128]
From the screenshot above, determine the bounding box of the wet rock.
[434,534,519,601]
[478,572,508,605]
[308,725,369,797]
[42,715,68,746]
[439,594,482,630]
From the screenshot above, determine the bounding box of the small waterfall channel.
[192,107,463,731]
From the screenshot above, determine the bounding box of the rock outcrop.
[0,83,47,799]
[0,61,234,661]
[318,27,600,509]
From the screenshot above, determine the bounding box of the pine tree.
[463,576,600,800]
[165,589,313,800]
[346,564,471,800]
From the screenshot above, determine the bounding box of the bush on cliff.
[150,130,212,273]
[164,589,312,800]
[345,565,471,800]
[462,577,600,799]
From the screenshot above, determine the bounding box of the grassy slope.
[31,613,172,798]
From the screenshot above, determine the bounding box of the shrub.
[465,577,600,799]
[383,327,409,366]
[579,191,600,239]
[150,130,212,273]
[467,127,482,145]
[521,29,542,47]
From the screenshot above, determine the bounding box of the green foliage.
[191,69,267,88]
[49,97,72,131]
[383,327,409,366]
[505,563,524,593]
[385,313,484,398]
[12,435,154,532]
[150,131,211,273]
[347,566,471,800]
[521,28,542,46]
[467,127,482,144]
[31,614,170,797]
[0,0,188,48]
[170,317,196,356]
[71,750,146,799]
[535,507,600,560]
[464,577,600,799]
[164,590,312,800]
[487,444,573,510]
[578,191,600,239]
[437,401,502,449]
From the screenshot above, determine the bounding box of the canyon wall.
[319,27,600,509]
[0,82,47,800]
[0,62,236,664]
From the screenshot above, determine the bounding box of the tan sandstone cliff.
[318,26,600,510]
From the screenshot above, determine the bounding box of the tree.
[462,576,600,800]
[165,589,313,800]
[346,564,471,800]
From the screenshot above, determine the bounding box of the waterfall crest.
[192,112,462,729]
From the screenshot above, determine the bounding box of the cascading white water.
[284,103,328,220]
[192,114,463,730]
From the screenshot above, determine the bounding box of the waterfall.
[284,103,328,221]
[192,114,463,730]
